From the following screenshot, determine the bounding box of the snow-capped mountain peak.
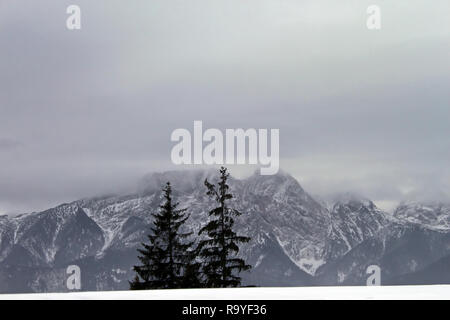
[394,201,450,230]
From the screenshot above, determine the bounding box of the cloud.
[0,138,22,150]
[0,0,449,213]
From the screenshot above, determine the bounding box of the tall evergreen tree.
[198,167,251,287]
[130,182,200,289]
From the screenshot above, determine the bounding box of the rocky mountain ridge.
[0,169,449,292]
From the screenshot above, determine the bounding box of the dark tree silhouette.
[130,182,200,289]
[198,167,251,287]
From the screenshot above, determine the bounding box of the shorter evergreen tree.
[130,182,200,289]
[179,248,203,288]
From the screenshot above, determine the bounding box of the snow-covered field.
[1,286,450,300]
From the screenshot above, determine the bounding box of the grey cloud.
[0,138,22,150]
[0,0,449,214]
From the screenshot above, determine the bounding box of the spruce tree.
[179,249,203,288]
[198,167,251,287]
[130,182,200,289]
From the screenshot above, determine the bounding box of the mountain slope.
[0,170,330,292]
[0,169,449,292]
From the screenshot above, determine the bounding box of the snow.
[273,233,325,275]
[254,254,265,268]
[337,272,346,283]
[2,170,450,292]
[2,285,450,300]
[299,258,325,274]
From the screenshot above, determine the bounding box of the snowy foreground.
[1,285,450,300]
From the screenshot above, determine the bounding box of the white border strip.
[1,285,449,300]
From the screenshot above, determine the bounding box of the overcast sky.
[1,0,449,214]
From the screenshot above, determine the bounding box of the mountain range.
[0,169,449,293]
